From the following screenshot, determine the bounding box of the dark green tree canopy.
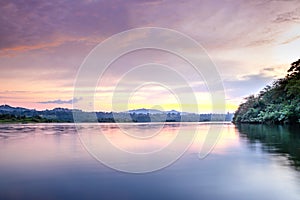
[233,59,300,124]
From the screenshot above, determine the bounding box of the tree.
[233,58,300,124]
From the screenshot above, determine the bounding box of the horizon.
[0,104,234,114]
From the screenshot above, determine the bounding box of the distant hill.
[0,105,234,123]
[128,108,164,114]
[127,108,183,115]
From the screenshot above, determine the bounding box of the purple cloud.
[0,0,130,51]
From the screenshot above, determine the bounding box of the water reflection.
[0,123,300,200]
[0,123,77,139]
[237,124,300,171]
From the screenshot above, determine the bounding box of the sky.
[0,0,300,113]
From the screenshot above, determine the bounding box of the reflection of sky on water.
[0,123,299,200]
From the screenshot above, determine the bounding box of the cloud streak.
[224,72,275,98]
[38,98,82,105]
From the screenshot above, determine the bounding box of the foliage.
[0,114,60,123]
[233,59,300,124]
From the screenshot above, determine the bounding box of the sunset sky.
[1,0,300,112]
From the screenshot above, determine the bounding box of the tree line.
[233,59,300,124]
[0,114,60,123]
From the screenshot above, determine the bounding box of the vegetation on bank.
[0,105,234,123]
[0,114,60,123]
[233,59,300,124]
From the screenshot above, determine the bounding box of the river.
[0,123,299,199]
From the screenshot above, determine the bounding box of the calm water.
[0,123,300,200]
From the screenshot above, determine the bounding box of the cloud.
[273,8,300,23]
[263,67,275,71]
[246,39,276,47]
[1,0,300,54]
[127,0,300,50]
[261,64,290,77]
[0,0,130,52]
[38,97,82,104]
[223,72,275,98]
[280,35,300,44]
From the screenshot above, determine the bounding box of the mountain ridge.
[0,105,234,123]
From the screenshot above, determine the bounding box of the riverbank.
[233,59,300,125]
